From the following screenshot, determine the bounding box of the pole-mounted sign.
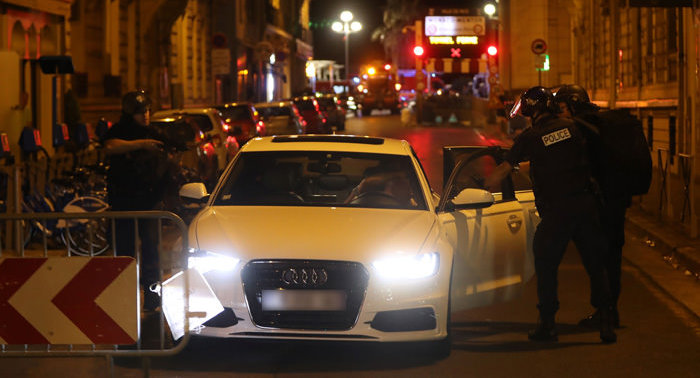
[531,39,547,55]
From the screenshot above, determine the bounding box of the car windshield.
[295,100,316,111]
[316,98,335,109]
[214,151,427,210]
[258,106,292,117]
[218,105,253,121]
[162,114,213,133]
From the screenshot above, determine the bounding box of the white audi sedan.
[166,135,538,351]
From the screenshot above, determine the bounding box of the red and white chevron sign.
[0,257,138,345]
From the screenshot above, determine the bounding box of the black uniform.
[103,115,169,290]
[576,111,631,311]
[505,114,612,319]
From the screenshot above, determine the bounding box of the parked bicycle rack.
[0,211,194,377]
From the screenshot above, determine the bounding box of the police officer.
[555,84,628,328]
[485,86,616,343]
[102,91,166,311]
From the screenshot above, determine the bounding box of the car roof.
[240,135,413,155]
[254,101,294,108]
[216,102,254,108]
[152,108,221,117]
[292,96,316,102]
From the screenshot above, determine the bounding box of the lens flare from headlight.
[372,253,439,279]
[188,249,240,274]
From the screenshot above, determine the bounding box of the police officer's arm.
[103,138,163,155]
[484,162,513,191]
[484,128,531,191]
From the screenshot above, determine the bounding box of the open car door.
[439,146,538,312]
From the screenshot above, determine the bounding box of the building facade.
[0,0,71,157]
[0,0,313,157]
[569,1,698,236]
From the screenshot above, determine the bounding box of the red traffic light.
[413,46,424,56]
[384,63,391,70]
[487,45,498,56]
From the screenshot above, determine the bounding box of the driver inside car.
[345,171,415,208]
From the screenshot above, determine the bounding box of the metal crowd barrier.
[0,211,193,367]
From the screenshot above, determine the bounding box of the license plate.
[261,290,347,311]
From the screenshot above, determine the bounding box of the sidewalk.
[625,206,700,278]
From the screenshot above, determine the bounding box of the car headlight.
[187,248,240,274]
[372,252,439,279]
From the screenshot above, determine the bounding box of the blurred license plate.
[261,290,347,311]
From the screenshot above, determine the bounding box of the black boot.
[528,314,558,342]
[599,307,617,343]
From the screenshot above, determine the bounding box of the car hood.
[192,206,437,262]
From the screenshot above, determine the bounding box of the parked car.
[292,96,328,134]
[151,108,239,189]
[254,101,304,135]
[315,94,346,131]
[168,135,539,356]
[214,102,266,145]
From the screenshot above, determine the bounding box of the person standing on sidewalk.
[102,90,167,312]
[554,84,631,328]
[485,86,616,343]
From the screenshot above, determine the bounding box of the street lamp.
[332,10,362,91]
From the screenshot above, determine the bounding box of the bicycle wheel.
[60,196,111,256]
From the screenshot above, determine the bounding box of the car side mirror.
[450,188,494,210]
[179,182,209,202]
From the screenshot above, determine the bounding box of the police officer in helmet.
[102,90,166,312]
[555,84,627,329]
[485,86,616,343]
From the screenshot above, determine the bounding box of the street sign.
[425,16,486,36]
[535,54,550,71]
[0,257,137,345]
[212,48,231,76]
[212,33,227,48]
[531,39,547,55]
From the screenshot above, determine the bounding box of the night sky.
[310,0,387,77]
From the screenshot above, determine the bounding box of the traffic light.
[384,63,391,71]
[487,45,498,56]
[413,46,424,57]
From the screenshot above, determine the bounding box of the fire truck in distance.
[355,62,401,115]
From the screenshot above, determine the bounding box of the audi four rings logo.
[281,268,328,286]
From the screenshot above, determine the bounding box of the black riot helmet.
[553,84,598,115]
[121,90,152,116]
[509,86,556,119]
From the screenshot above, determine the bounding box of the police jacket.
[505,114,593,210]
[103,115,169,209]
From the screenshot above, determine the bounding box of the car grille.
[241,260,369,330]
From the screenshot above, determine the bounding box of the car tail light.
[200,142,215,156]
[256,120,264,135]
[313,99,320,113]
[223,123,231,132]
[322,118,327,124]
